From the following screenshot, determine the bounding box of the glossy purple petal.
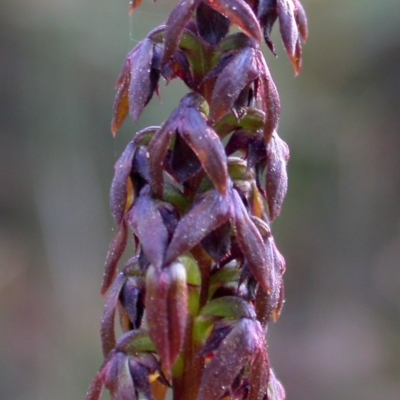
[266,132,289,220]
[125,188,168,269]
[165,190,231,265]
[129,38,159,121]
[209,47,259,123]
[276,0,299,62]
[162,0,201,66]
[180,107,228,195]
[203,0,262,42]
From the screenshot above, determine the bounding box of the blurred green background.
[1,1,399,399]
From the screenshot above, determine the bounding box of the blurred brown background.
[1,1,399,399]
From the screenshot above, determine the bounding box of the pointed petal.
[147,118,177,197]
[209,48,259,123]
[162,0,201,66]
[101,222,128,295]
[129,38,159,121]
[294,0,308,41]
[112,79,130,136]
[266,132,289,220]
[203,0,262,42]
[101,273,127,357]
[231,189,272,292]
[256,50,281,143]
[110,141,136,225]
[258,0,278,55]
[277,0,299,62]
[180,107,228,195]
[292,36,302,75]
[126,188,168,269]
[165,190,231,265]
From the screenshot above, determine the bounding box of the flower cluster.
[87,1,307,399]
